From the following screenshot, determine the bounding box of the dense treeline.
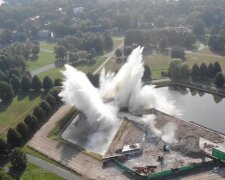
[1,0,225,43]
[166,59,224,88]
[55,32,113,65]
[125,29,196,51]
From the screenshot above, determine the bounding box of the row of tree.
[167,59,224,87]
[115,46,133,58]
[0,86,62,161]
[0,74,61,103]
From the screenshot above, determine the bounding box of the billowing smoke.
[59,46,178,154]
[161,122,177,144]
[142,115,177,143]
[100,47,177,115]
[59,65,118,124]
[59,65,120,154]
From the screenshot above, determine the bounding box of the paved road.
[40,48,53,53]
[94,40,124,74]
[31,63,55,76]
[27,154,80,180]
[186,51,224,58]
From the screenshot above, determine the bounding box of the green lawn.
[39,67,64,80]
[112,37,123,49]
[39,56,106,80]
[20,163,64,180]
[27,51,55,71]
[186,53,225,74]
[105,54,170,79]
[105,57,123,72]
[104,49,225,79]
[40,41,56,51]
[0,91,43,135]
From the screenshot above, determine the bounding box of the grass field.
[39,56,106,80]
[0,91,43,135]
[27,51,55,71]
[104,49,225,79]
[105,54,170,79]
[112,37,123,49]
[40,41,56,51]
[26,41,56,71]
[19,163,64,180]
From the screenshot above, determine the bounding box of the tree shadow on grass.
[8,167,25,180]
[29,55,39,61]
[0,100,12,112]
[0,157,9,168]
[28,91,41,101]
[17,90,47,102]
[17,92,29,101]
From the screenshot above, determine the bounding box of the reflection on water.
[158,86,225,134]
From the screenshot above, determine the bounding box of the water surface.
[158,86,225,134]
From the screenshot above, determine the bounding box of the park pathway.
[27,154,80,180]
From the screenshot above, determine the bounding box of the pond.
[157,86,225,134]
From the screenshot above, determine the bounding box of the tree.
[199,63,208,78]
[7,128,23,148]
[123,46,132,56]
[33,106,45,120]
[43,76,53,91]
[159,37,168,51]
[0,81,14,103]
[24,114,38,131]
[180,63,190,80]
[214,62,222,76]
[0,29,12,44]
[16,122,30,139]
[142,64,151,81]
[115,48,122,57]
[31,75,42,91]
[32,45,40,57]
[154,15,165,28]
[0,169,12,180]
[87,73,99,87]
[10,74,20,91]
[183,33,196,48]
[55,46,67,61]
[171,47,185,60]
[21,76,31,92]
[193,19,205,37]
[48,87,61,102]
[90,48,97,57]
[0,138,9,158]
[222,20,225,30]
[215,72,225,88]
[10,148,27,171]
[31,26,39,39]
[46,94,57,107]
[168,59,182,79]
[207,63,215,78]
[0,70,7,81]
[104,35,113,51]
[39,101,51,114]
[54,79,62,86]
[191,64,200,79]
